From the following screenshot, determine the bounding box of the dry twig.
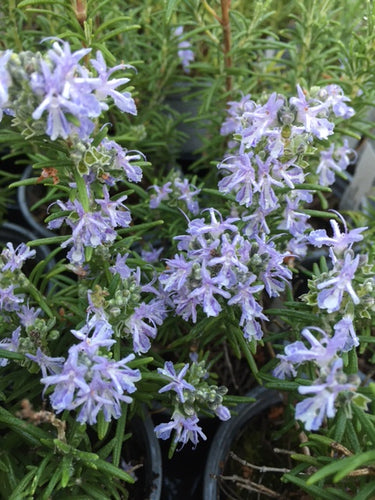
[17,399,67,442]
[229,451,291,474]
[219,473,281,498]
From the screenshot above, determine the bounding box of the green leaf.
[352,393,371,412]
[93,458,134,483]
[0,407,50,446]
[333,451,375,483]
[113,406,127,468]
[290,453,320,466]
[222,395,255,405]
[94,16,132,34]
[353,480,375,500]
[74,449,100,462]
[117,220,164,235]
[307,450,375,484]
[331,407,347,442]
[41,465,62,500]
[60,455,73,489]
[351,403,375,446]
[18,0,64,6]
[231,325,260,382]
[0,349,24,361]
[284,473,351,499]
[80,482,112,500]
[30,454,52,495]
[52,439,71,454]
[164,0,178,24]
[96,412,110,441]
[128,356,153,368]
[18,284,54,318]
[8,469,36,500]
[27,235,69,247]
[304,433,336,447]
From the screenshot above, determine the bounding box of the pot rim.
[202,385,283,500]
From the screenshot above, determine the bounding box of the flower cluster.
[307,215,367,313]
[0,41,167,429]
[48,186,131,267]
[274,325,360,430]
[39,314,141,425]
[174,26,195,74]
[0,242,34,313]
[0,244,58,369]
[149,171,201,215]
[159,208,291,340]
[1,40,136,141]
[155,358,230,448]
[219,85,356,256]
[273,215,370,430]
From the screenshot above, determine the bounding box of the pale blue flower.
[317,252,360,312]
[49,198,118,265]
[174,178,200,214]
[1,242,36,272]
[276,326,342,369]
[159,254,193,291]
[220,94,255,136]
[42,346,89,413]
[141,246,164,264]
[71,315,116,356]
[0,285,24,311]
[149,181,173,209]
[26,348,64,378]
[333,315,359,352]
[290,84,334,139]
[154,411,207,448]
[324,84,355,119]
[90,50,137,115]
[101,138,143,183]
[0,327,21,367]
[125,301,165,354]
[174,27,195,73]
[0,50,12,120]
[17,304,42,328]
[96,185,131,228]
[109,253,132,279]
[92,353,141,396]
[214,404,231,421]
[158,361,195,403]
[308,217,366,254]
[296,358,357,430]
[188,265,231,317]
[218,153,256,207]
[241,92,284,149]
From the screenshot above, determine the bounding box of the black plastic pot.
[203,386,283,500]
[17,165,55,239]
[125,412,163,500]
[154,414,219,500]
[165,82,208,163]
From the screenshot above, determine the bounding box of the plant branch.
[202,0,232,94]
[229,451,291,474]
[221,0,232,94]
[219,473,280,498]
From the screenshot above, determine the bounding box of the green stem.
[221,0,232,94]
[8,0,23,52]
[74,166,90,212]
